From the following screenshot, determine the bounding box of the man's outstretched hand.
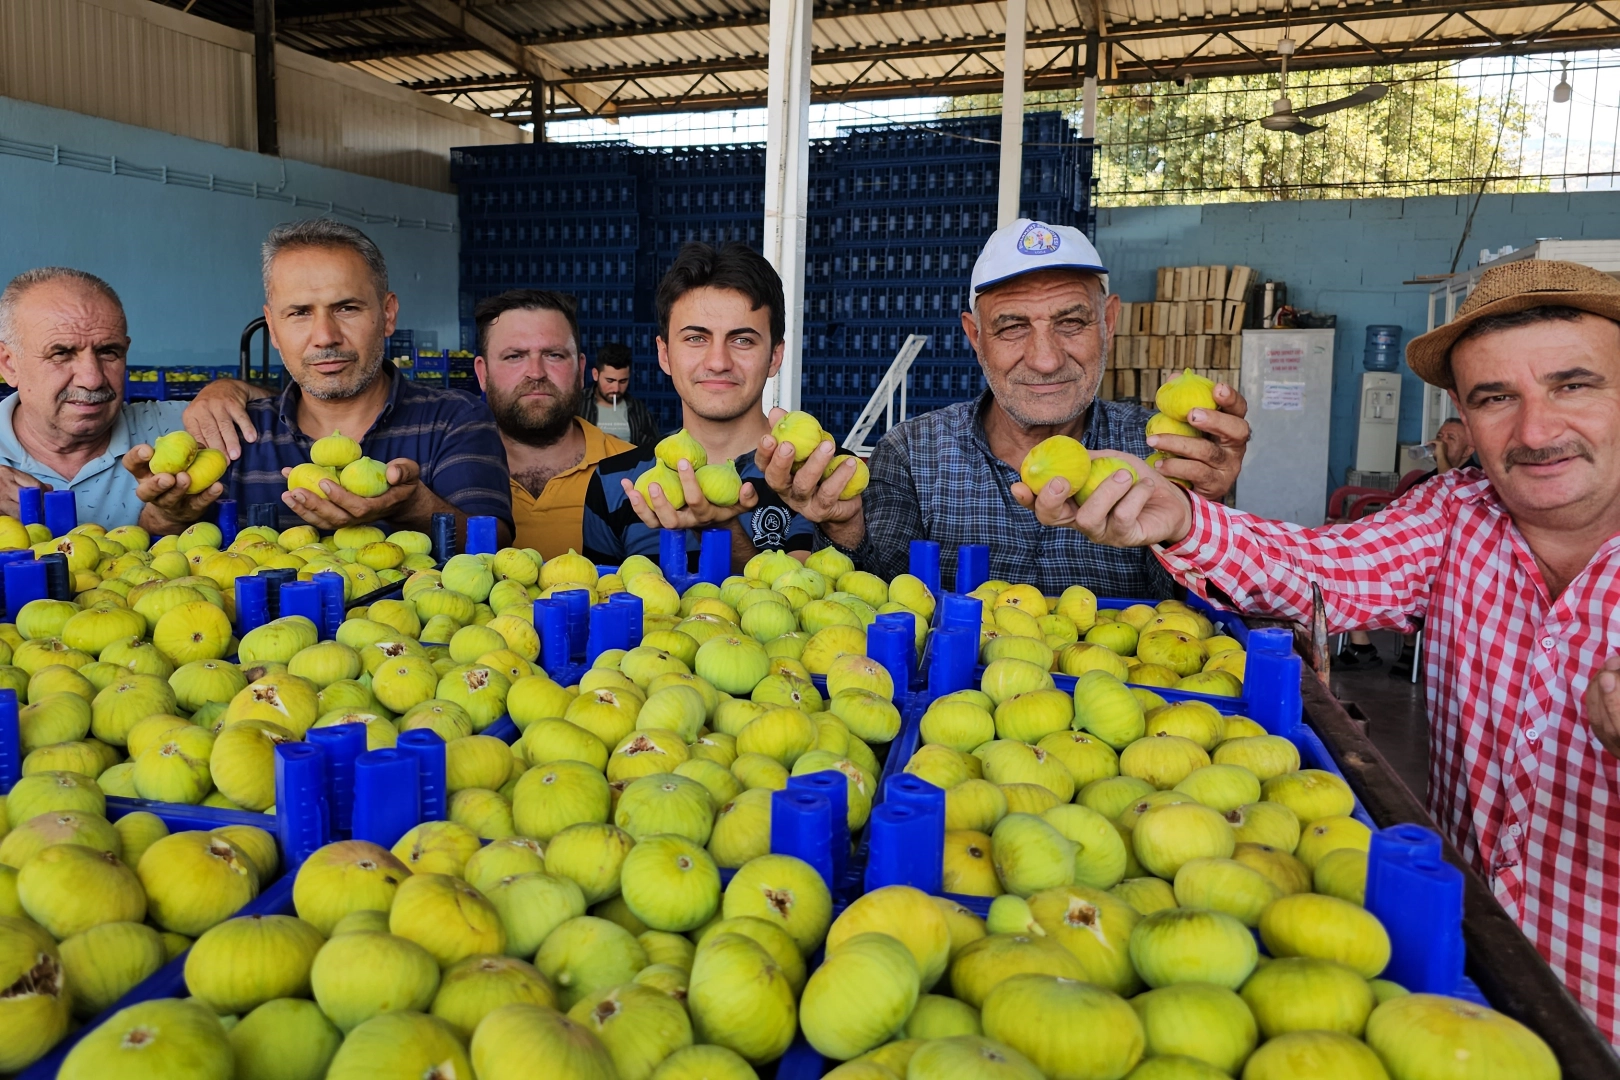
[1585,654,1620,758]
[283,459,429,530]
[620,460,757,532]
[124,444,223,535]
[1011,450,1195,549]
[1146,382,1250,499]
[754,407,865,540]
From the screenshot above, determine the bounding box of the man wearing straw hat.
[1021,258,1620,1044]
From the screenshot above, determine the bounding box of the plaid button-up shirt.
[1159,469,1620,1045]
[226,362,513,534]
[839,391,1177,598]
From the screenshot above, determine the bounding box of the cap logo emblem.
[1018,223,1061,256]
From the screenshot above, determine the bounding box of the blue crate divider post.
[398,729,448,823]
[43,489,76,537]
[557,589,591,658]
[353,748,422,848]
[259,568,296,619]
[659,527,691,590]
[0,549,31,619]
[1366,823,1467,995]
[939,593,981,632]
[1245,628,1303,739]
[431,511,459,563]
[39,552,70,600]
[236,574,270,636]
[769,788,837,891]
[698,528,730,585]
[867,616,916,700]
[927,625,976,697]
[274,742,330,870]
[214,499,239,546]
[955,543,989,593]
[307,723,368,836]
[466,515,499,555]
[534,598,573,681]
[279,580,322,627]
[586,602,631,665]
[608,592,644,649]
[313,571,347,640]
[785,772,849,886]
[17,485,42,525]
[244,501,279,530]
[4,558,47,618]
[864,802,937,893]
[0,689,17,792]
[909,539,941,599]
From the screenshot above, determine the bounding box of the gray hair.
[0,268,125,346]
[262,218,389,301]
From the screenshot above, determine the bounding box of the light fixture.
[1554,60,1572,104]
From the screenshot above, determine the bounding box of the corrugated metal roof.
[164,0,1620,117]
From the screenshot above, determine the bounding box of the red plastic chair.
[1326,468,1433,683]
[1326,469,1432,523]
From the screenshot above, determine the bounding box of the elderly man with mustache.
[1024,260,1620,1046]
[755,219,1251,597]
[0,267,193,530]
[127,219,513,543]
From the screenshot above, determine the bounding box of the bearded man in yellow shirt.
[473,290,633,558]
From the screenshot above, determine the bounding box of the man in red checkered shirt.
[1015,259,1620,1045]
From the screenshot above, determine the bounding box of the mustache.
[514,377,565,397]
[305,348,359,365]
[59,386,117,405]
[1504,442,1594,467]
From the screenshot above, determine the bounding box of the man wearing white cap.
[754,219,1251,596]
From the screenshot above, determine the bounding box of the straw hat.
[1406,259,1620,388]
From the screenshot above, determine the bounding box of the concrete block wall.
[1094,191,1620,500]
[0,95,461,370]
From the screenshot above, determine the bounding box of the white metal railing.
[842,334,930,456]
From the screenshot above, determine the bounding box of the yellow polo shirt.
[512,418,635,559]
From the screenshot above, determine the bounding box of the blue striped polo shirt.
[225,362,513,533]
[582,443,813,566]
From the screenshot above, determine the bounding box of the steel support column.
[762,0,813,412]
[1081,31,1100,139]
[254,0,279,156]
[998,0,1028,226]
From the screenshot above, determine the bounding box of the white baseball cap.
[969,219,1109,310]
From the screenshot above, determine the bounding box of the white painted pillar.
[998,0,1028,227]
[1081,75,1098,139]
[762,0,814,412]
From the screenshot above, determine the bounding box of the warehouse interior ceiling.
[162,0,1620,120]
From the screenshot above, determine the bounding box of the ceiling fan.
[1258,37,1388,135]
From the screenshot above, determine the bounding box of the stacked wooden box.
[1100,264,1253,404]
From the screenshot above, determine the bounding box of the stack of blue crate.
[451,112,1092,444]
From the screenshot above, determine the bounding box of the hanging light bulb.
[1553,60,1572,104]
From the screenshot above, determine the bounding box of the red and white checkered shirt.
[1156,468,1620,1045]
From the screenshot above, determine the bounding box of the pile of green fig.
[882,648,1557,1079]
[968,589,1246,698]
[0,795,280,1072]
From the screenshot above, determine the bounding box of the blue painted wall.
[1094,191,1620,493]
[0,96,461,370]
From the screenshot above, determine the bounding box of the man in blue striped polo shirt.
[126,219,512,542]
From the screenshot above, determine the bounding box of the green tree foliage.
[952,65,1538,203]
